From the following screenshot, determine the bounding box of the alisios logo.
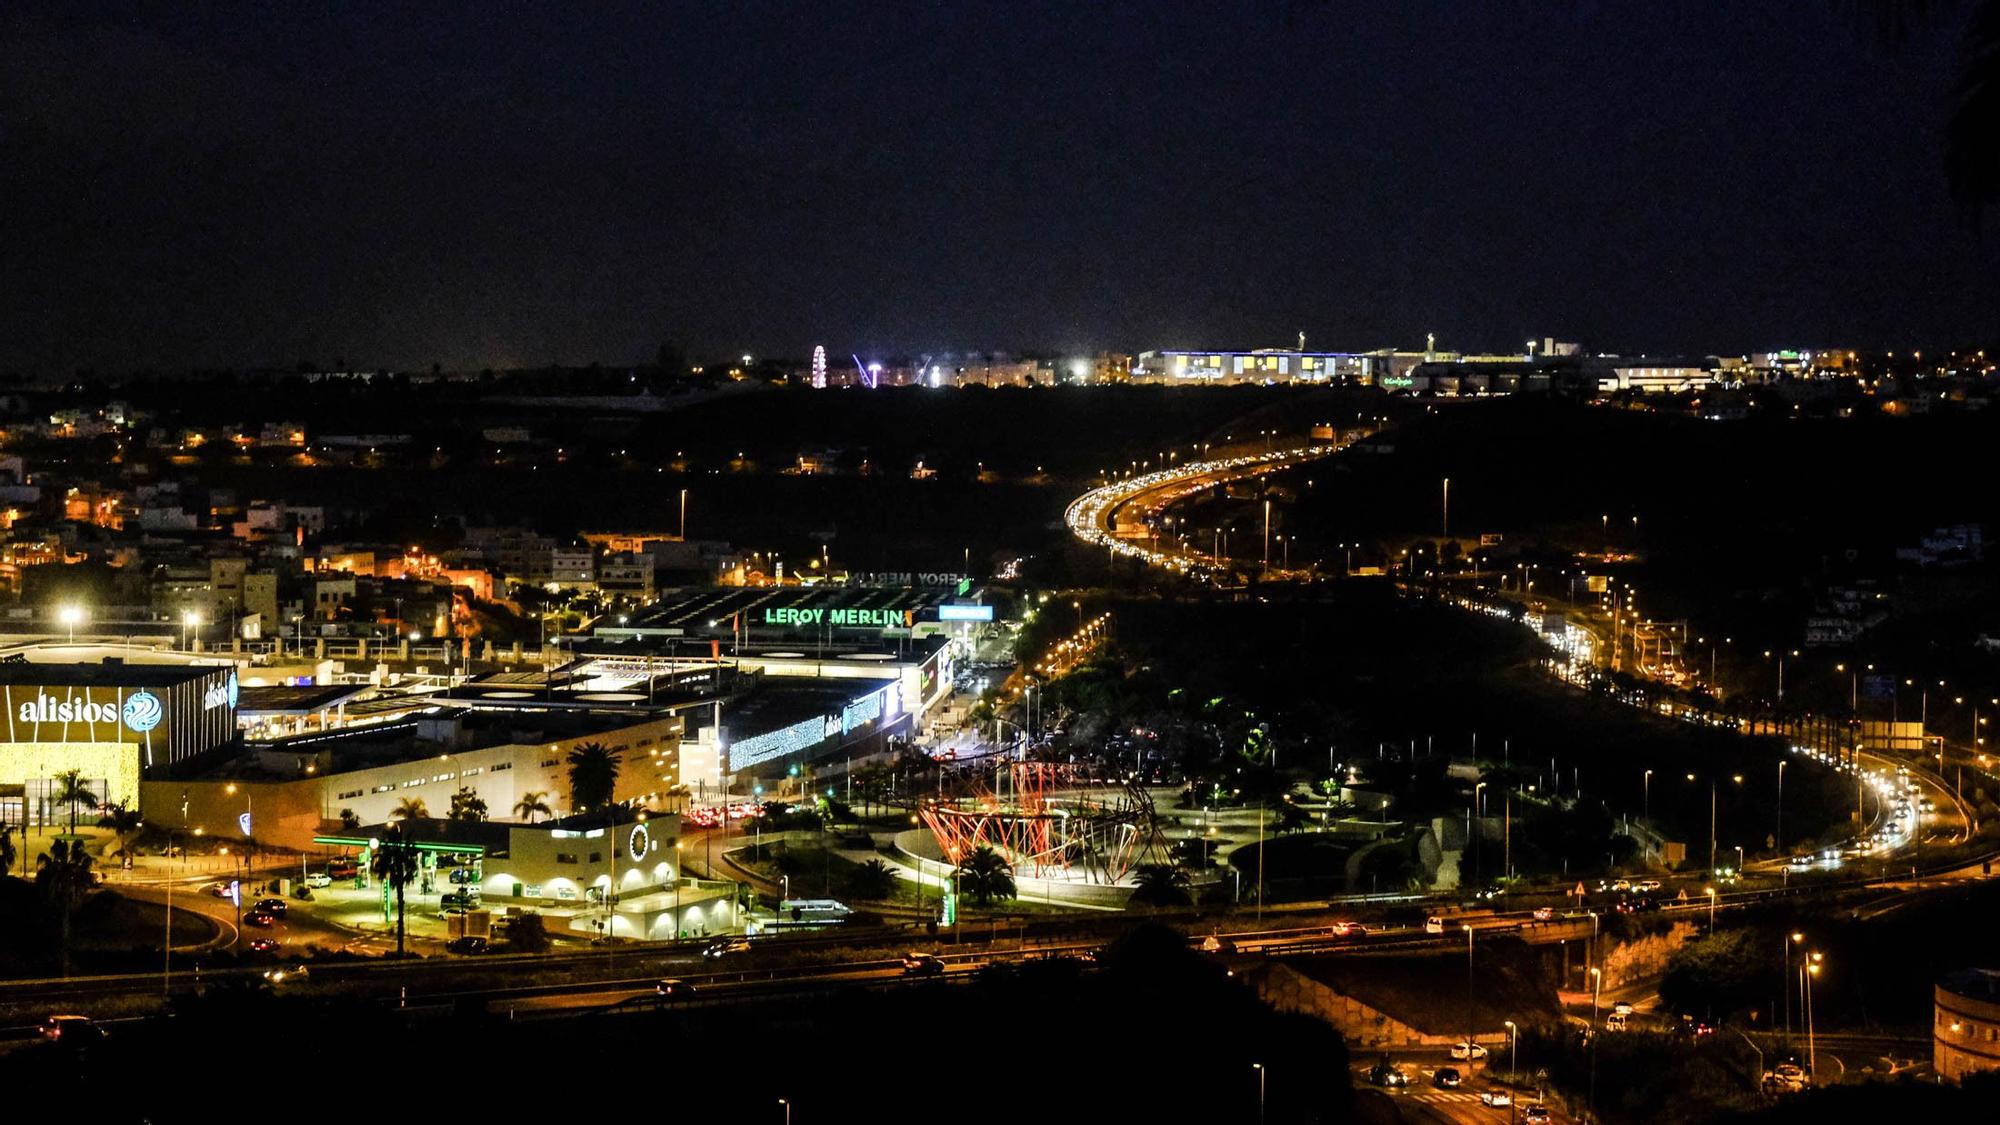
[18,692,122,725]
[122,690,164,733]
[203,673,238,711]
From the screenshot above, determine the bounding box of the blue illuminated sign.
[938,604,994,622]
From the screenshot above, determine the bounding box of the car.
[1433,1067,1462,1088]
[656,978,697,998]
[303,873,332,889]
[1199,933,1238,954]
[1328,922,1368,937]
[702,938,751,959]
[243,911,276,928]
[1532,907,1555,921]
[1612,1000,1634,1017]
[444,936,489,955]
[39,1015,104,1043]
[1450,1042,1489,1060]
[1479,1090,1513,1108]
[440,889,481,911]
[252,898,288,916]
[1604,1012,1628,1031]
[262,964,310,986]
[325,860,359,879]
[902,953,945,976]
[447,866,480,884]
[1631,878,1662,893]
[247,938,279,953]
[1367,1063,1409,1087]
[1522,1106,1552,1124]
[206,881,236,899]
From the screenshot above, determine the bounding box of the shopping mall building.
[0,661,238,826]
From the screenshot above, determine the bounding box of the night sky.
[4,2,1995,373]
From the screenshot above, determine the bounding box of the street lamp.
[57,603,83,644]
[1784,931,1804,1035]
[1704,885,1718,933]
[1252,1062,1265,1125]
[1504,1018,1518,1083]
[778,1098,790,1125]
[181,609,202,650]
[1803,954,1823,1079]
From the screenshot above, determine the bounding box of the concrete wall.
[1251,962,1507,1051]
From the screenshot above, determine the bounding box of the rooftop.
[0,660,224,689]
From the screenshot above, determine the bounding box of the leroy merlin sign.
[762,607,914,630]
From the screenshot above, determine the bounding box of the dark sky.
[3,2,1995,373]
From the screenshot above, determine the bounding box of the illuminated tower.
[811,345,827,389]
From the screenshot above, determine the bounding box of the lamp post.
[1803,954,1822,1079]
[1642,769,1653,822]
[1464,925,1477,1060]
[778,1098,789,1125]
[1777,760,1786,853]
[1704,885,1717,933]
[1252,1062,1265,1125]
[1784,931,1803,1036]
[1504,1019,1518,1084]
[58,604,83,644]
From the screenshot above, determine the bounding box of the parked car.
[39,1015,104,1043]
[325,859,359,879]
[1449,1042,1489,1060]
[444,936,489,955]
[303,873,332,889]
[703,938,752,960]
[441,889,481,911]
[902,953,945,976]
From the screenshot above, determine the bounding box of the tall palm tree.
[565,742,623,813]
[1127,863,1193,909]
[952,845,1017,907]
[35,840,96,975]
[513,790,553,824]
[369,827,420,957]
[389,796,429,823]
[51,770,98,836]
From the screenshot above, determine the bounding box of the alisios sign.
[0,670,237,768]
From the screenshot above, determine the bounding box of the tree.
[1274,800,1312,835]
[339,808,361,831]
[565,742,623,813]
[1127,863,1193,909]
[846,858,899,901]
[1659,927,1770,1021]
[35,839,96,975]
[953,845,1016,907]
[51,769,99,836]
[447,787,487,823]
[370,827,420,957]
[513,790,553,824]
[97,802,143,834]
[390,797,429,823]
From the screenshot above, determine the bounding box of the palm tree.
[446,787,487,823]
[565,742,623,813]
[51,770,98,836]
[389,796,429,823]
[513,790,553,824]
[369,827,420,957]
[1127,863,1193,909]
[952,845,1016,907]
[846,858,899,901]
[35,840,96,975]
[339,808,361,831]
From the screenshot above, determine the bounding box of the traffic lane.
[480,958,985,1015]
[1351,1056,1555,1125]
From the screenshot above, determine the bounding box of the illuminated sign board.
[1380,375,1415,389]
[762,607,914,630]
[0,673,236,767]
[937,604,994,622]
